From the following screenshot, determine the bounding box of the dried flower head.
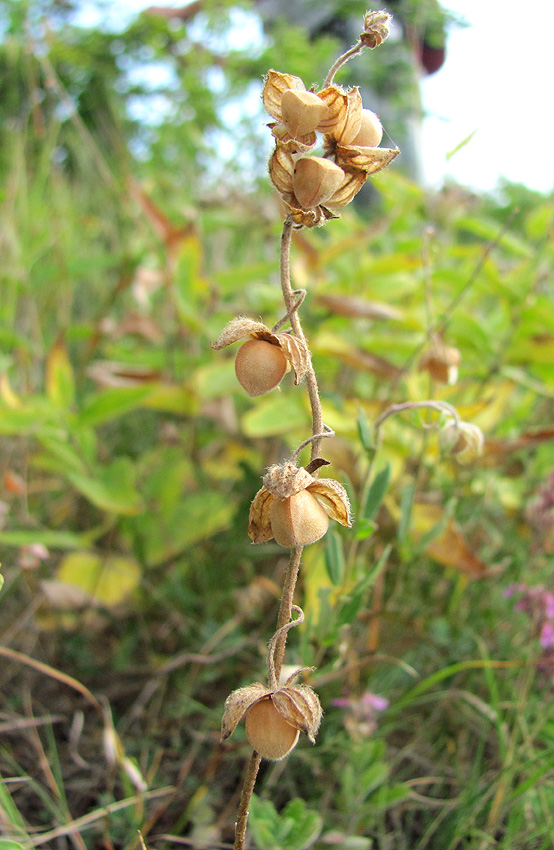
[420,342,461,385]
[211,316,310,394]
[439,417,485,462]
[263,71,399,226]
[361,10,392,48]
[221,668,322,761]
[249,459,352,546]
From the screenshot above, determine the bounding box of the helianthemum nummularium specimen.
[249,459,352,547]
[211,316,310,396]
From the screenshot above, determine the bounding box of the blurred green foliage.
[1,2,554,849]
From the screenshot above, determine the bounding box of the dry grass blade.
[23,787,174,848]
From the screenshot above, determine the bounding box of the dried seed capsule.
[270,489,329,547]
[419,344,460,385]
[292,156,345,210]
[280,89,328,138]
[235,339,288,396]
[349,108,383,148]
[245,698,300,760]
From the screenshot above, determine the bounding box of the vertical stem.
[234,751,262,850]
[272,547,303,683]
[280,218,323,460]
[232,219,324,849]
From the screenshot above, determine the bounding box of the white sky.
[73,0,554,196]
[421,0,554,194]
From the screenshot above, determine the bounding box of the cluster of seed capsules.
[264,67,399,227]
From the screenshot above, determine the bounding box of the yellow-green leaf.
[56,552,141,607]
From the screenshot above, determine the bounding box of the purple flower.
[540,621,554,649]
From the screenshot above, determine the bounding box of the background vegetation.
[1,2,554,849]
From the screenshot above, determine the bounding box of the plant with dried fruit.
[212,11,483,849]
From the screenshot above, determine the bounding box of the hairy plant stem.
[233,219,324,850]
[234,751,262,850]
[324,40,364,87]
[281,218,324,461]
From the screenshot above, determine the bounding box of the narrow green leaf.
[398,480,415,542]
[356,408,374,453]
[0,530,85,549]
[324,528,344,586]
[446,129,477,161]
[363,463,391,520]
[46,340,75,408]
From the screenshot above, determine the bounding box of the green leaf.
[78,386,153,428]
[241,394,309,438]
[354,518,377,541]
[56,552,141,607]
[457,215,532,258]
[0,404,57,436]
[67,458,143,515]
[446,129,477,161]
[280,799,323,849]
[46,339,75,408]
[0,770,27,833]
[248,795,322,850]
[0,530,85,549]
[363,463,391,520]
[324,528,345,586]
[397,480,414,542]
[141,491,234,566]
[356,407,374,453]
[36,435,88,475]
[248,796,281,850]
[369,782,411,810]
[193,359,237,401]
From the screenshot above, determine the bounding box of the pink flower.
[540,621,554,649]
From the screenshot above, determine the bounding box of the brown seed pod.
[221,668,322,761]
[245,698,300,760]
[249,460,352,546]
[270,489,330,547]
[280,89,329,139]
[234,339,288,396]
[349,108,383,148]
[292,156,345,210]
[419,344,461,385]
[212,316,310,387]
